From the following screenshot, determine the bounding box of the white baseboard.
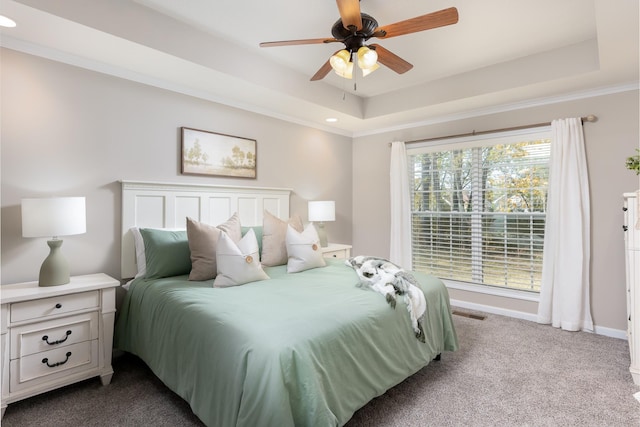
[450,299,627,340]
[592,325,628,340]
[450,299,538,322]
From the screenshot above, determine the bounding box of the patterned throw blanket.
[346,256,427,342]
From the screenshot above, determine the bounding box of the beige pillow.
[213,229,269,288]
[286,224,326,273]
[186,213,242,281]
[261,210,303,266]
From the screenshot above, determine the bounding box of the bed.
[114,180,458,427]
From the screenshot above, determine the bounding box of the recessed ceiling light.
[325,118,338,123]
[0,15,16,28]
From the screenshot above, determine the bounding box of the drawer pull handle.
[55,303,62,309]
[42,330,72,345]
[42,352,72,368]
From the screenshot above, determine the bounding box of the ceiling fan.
[259,0,459,81]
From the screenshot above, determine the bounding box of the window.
[407,129,551,293]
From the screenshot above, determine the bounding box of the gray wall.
[1,48,353,284]
[353,89,640,332]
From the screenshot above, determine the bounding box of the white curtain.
[389,141,412,268]
[537,118,593,332]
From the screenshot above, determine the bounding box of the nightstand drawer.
[10,312,99,359]
[322,249,348,259]
[320,244,352,260]
[10,340,98,393]
[10,291,99,323]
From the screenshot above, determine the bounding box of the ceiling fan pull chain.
[342,73,347,100]
[352,51,357,92]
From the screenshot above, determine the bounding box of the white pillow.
[286,224,326,273]
[130,226,185,279]
[131,227,146,278]
[213,228,270,288]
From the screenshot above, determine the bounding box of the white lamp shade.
[22,197,86,238]
[308,201,335,222]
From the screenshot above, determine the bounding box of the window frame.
[406,127,551,301]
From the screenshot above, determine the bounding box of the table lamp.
[21,197,86,286]
[308,201,335,247]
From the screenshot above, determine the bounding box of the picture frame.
[181,127,257,179]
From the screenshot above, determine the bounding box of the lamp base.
[314,223,328,248]
[39,239,70,287]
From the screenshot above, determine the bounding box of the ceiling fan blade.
[370,44,413,74]
[310,58,334,81]
[375,7,459,39]
[260,38,340,47]
[336,0,362,30]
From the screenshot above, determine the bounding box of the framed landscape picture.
[181,127,257,178]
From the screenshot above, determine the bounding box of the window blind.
[408,131,550,292]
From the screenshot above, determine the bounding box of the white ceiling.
[1,0,638,136]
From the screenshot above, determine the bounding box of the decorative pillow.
[139,228,191,279]
[130,227,147,278]
[214,228,269,288]
[186,214,242,281]
[286,223,326,273]
[131,226,186,279]
[261,210,303,267]
[241,226,263,257]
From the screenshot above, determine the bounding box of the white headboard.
[121,180,292,279]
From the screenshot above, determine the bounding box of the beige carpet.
[3,312,639,427]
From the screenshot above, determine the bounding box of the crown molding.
[352,81,640,138]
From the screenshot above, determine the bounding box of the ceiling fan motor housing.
[331,13,379,52]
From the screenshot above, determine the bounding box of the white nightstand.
[0,273,120,418]
[321,243,352,259]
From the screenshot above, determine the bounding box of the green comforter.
[114,259,458,427]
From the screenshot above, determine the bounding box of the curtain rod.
[391,115,597,146]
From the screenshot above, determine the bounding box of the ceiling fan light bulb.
[357,46,378,69]
[330,49,351,73]
[361,62,379,77]
[335,61,354,79]
[329,56,346,72]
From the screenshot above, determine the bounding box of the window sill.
[442,279,540,303]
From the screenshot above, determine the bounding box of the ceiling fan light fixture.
[361,62,379,77]
[334,61,354,79]
[357,46,378,70]
[329,49,351,73]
